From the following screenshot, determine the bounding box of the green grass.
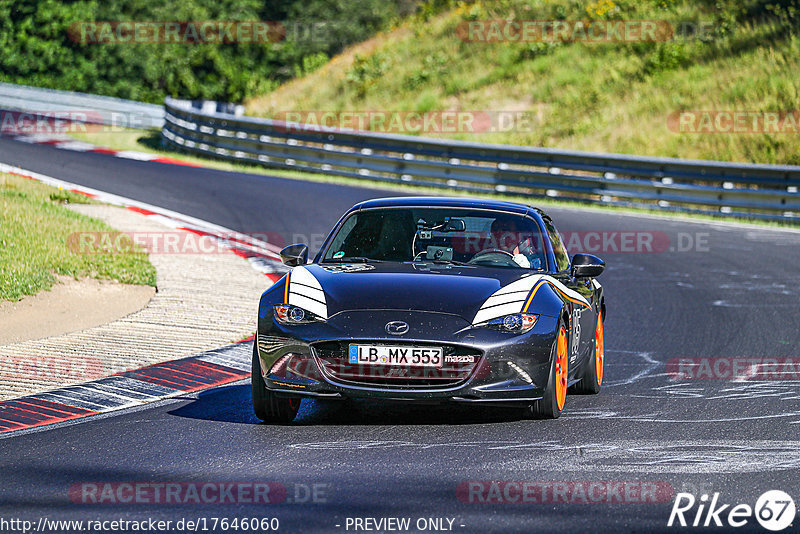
[246,0,800,165]
[68,128,800,229]
[0,173,156,302]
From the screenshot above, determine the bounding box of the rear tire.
[530,320,569,419]
[252,342,301,424]
[573,310,603,394]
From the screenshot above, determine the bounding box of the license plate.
[348,344,443,368]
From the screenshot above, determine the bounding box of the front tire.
[252,342,301,424]
[530,320,569,419]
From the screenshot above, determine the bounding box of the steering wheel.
[467,248,520,267]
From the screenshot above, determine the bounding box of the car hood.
[293,262,541,322]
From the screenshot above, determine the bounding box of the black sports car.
[253,197,605,423]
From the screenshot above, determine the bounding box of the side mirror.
[280,243,308,267]
[571,253,605,278]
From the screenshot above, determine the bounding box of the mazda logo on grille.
[385,321,409,335]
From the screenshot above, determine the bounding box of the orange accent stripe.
[522,280,547,312]
[283,273,290,304]
[522,279,591,312]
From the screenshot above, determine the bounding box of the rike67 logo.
[668,490,796,531]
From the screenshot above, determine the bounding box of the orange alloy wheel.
[556,326,568,410]
[595,311,604,385]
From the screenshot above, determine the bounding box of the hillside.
[246,0,800,164]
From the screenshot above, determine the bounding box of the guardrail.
[0,82,163,129]
[162,97,800,221]
[168,98,796,221]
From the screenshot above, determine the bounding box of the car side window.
[325,213,359,258]
[544,219,570,272]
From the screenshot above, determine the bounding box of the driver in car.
[488,216,542,269]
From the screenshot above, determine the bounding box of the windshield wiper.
[435,260,472,266]
[414,258,472,266]
[324,256,383,263]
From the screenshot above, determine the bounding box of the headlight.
[273,304,324,325]
[483,313,538,334]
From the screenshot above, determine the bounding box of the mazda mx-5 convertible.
[253,197,606,423]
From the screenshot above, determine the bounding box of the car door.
[543,218,597,368]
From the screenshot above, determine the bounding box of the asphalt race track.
[2,136,800,533]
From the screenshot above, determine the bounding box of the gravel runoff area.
[0,204,271,401]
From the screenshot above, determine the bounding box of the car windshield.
[322,207,547,270]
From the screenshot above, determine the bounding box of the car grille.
[312,341,482,389]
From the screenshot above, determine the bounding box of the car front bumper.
[256,310,559,405]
